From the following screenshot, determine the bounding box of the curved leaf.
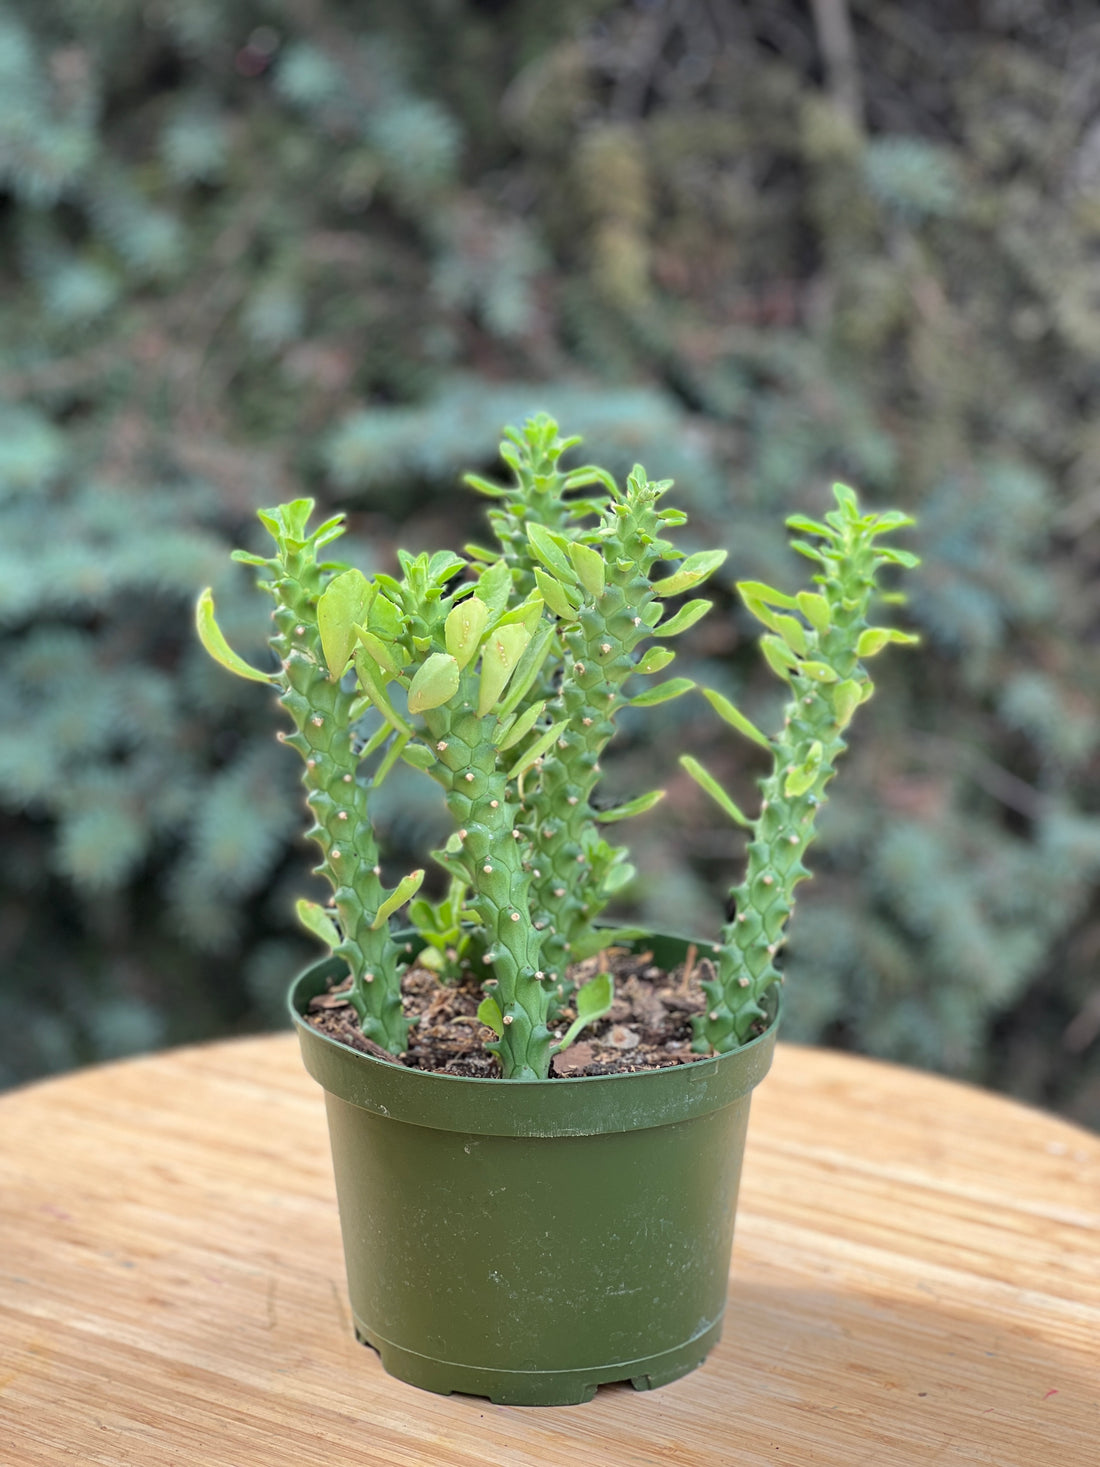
[195,589,275,684]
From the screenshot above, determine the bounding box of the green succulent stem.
[526,471,682,982]
[694,486,918,1053]
[419,677,552,1080]
[248,514,412,1054]
[471,412,612,593]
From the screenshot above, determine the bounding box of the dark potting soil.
[304,946,722,1077]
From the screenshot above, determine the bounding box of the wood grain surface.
[1,1037,1097,1466]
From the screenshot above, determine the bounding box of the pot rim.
[290,930,780,1137]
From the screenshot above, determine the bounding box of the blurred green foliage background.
[2,0,1099,1126]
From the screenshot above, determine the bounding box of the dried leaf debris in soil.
[305,946,720,1077]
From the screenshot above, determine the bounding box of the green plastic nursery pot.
[289,932,778,1407]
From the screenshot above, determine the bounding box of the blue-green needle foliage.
[198,418,916,1078]
[681,487,920,1052]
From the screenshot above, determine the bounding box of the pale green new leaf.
[568,540,605,598]
[796,591,831,633]
[445,596,490,670]
[400,742,437,771]
[832,679,863,729]
[195,589,275,684]
[653,548,728,597]
[630,676,694,707]
[635,646,675,675]
[737,579,798,610]
[371,869,426,929]
[701,688,772,751]
[317,568,373,678]
[296,899,340,949]
[857,627,921,656]
[478,623,531,715]
[679,755,751,827]
[477,994,504,1037]
[495,699,546,752]
[527,522,576,583]
[551,971,614,1055]
[506,719,569,780]
[597,788,666,823]
[356,627,403,677]
[658,598,712,636]
[408,653,460,714]
[534,567,580,620]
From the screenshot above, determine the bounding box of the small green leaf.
[760,636,799,679]
[601,862,636,895]
[658,598,712,636]
[868,510,917,534]
[784,514,830,537]
[552,971,614,1055]
[737,579,798,610]
[773,614,808,655]
[473,558,512,618]
[796,591,831,633]
[355,627,404,677]
[597,788,666,823]
[679,755,751,827]
[630,676,694,707]
[857,627,920,656]
[495,699,546,752]
[195,589,275,684]
[353,648,414,737]
[797,660,839,683]
[527,523,577,583]
[463,473,507,499]
[496,622,556,719]
[534,568,580,620]
[506,719,569,780]
[701,689,772,751]
[478,624,531,716]
[296,899,340,949]
[635,646,675,675]
[832,679,863,728]
[371,869,426,929]
[477,994,504,1037]
[445,597,490,670]
[427,551,467,585]
[832,483,859,514]
[317,568,374,679]
[783,741,824,798]
[495,592,545,636]
[367,592,404,642]
[400,743,437,771]
[875,547,921,569]
[653,549,728,597]
[568,540,606,598]
[229,549,271,568]
[408,653,461,714]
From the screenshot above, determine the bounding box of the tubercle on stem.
[256,537,412,1055]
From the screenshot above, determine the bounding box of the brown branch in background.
[809,0,864,129]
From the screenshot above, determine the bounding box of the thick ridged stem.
[421,682,551,1080]
[698,580,874,1053]
[265,551,411,1054]
[527,490,669,982]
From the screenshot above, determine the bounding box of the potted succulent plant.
[197,415,918,1405]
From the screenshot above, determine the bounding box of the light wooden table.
[1,1038,1097,1466]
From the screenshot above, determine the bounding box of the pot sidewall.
[290,935,778,1401]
